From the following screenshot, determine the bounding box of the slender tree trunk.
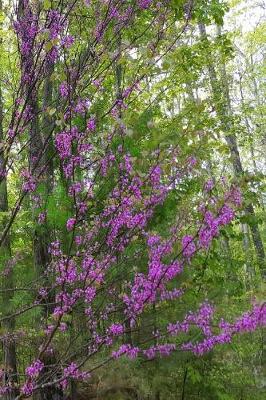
[0,99,18,400]
[70,380,78,400]
[154,390,160,400]
[248,55,266,169]
[17,1,63,398]
[31,64,64,400]
[238,73,265,214]
[0,0,18,397]
[198,22,266,280]
[114,35,134,347]
[36,58,55,317]
[240,213,254,285]
[181,367,188,400]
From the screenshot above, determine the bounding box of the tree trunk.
[238,72,265,211]
[0,0,18,397]
[198,22,265,280]
[17,1,63,398]
[181,367,188,400]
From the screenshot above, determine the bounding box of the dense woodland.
[0,0,265,399]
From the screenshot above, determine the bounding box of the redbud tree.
[0,0,264,399]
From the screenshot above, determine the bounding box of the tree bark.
[198,22,266,280]
[238,72,265,211]
[0,0,18,397]
[17,1,63,398]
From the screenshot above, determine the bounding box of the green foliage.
[0,0,265,398]
[46,182,72,229]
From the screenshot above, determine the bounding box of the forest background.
[0,1,265,399]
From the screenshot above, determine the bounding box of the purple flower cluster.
[143,343,176,359]
[204,179,214,192]
[168,302,214,337]
[138,0,153,9]
[108,323,124,336]
[169,303,266,356]
[61,35,75,49]
[112,344,140,359]
[21,169,36,193]
[112,343,176,360]
[21,381,34,396]
[26,359,44,378]
[62,363,90,389]
[198,204,235,249]
[55,125,94,181]
[59,82,71,98]
[87,117,96,132]
[182,235,196,259]
[66,217,76,232]
[56,258,77,284]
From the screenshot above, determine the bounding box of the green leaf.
[43,0,52,11]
